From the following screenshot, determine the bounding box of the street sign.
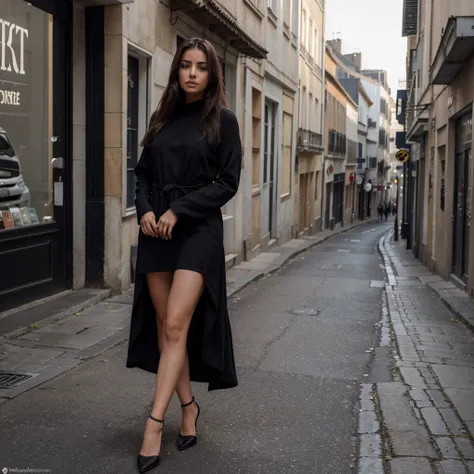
[395,149,409,163]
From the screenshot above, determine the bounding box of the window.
[126,56,140,210]
[126,52,149,210]
[315,98,319,131]
[301,10,306,45]
[283,0,291,25]
[315,171,320,201]
[308,19,313,52]
[314,29,318,62]
[291,0,299,33]
[0,2,55,231]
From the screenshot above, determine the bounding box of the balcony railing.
[297,128,323,152]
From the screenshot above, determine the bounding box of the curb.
[0,289,112,342]
[227,218,378,298]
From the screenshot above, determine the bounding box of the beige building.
[323,45,358,229]
[294,0,325,236]
[401,0,474,293]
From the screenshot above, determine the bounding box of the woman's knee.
[155,309,166,326]
[163,316,187,345]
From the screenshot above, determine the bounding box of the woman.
[126,37,241,473]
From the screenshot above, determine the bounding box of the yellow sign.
[396,149,409,163]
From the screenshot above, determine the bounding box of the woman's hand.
[140,211,158,237]
[157,209,178,240]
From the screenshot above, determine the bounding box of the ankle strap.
[149,414,164,424]
[181,396,195,408]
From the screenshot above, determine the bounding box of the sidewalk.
[0,217,375,400]
[378,230,474,474]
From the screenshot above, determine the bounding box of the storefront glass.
[0,1,54,231]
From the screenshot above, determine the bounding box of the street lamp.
[394,175,400,241]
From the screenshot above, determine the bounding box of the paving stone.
[357,457,384,474]
[359,434,382,457]
[467,461,474,472]
[445,389,474,422]
[360,393,375,411]
[421,407,449,435]
[440,408,466,435]
[377,382,437,457]
[455,437,474,460]
[411,389,429,401]
[416,399,436,408]
[390,457,434,474]
[358,410,380,434]
[436,436,460,459]
[400,367,428,388]
[427,390,451,408]
[437,459,467,474]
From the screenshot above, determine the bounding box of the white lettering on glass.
[0,89,20,105]
[0,19,29,75]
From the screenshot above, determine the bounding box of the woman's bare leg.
[140,270,204,456]
[146,272,198,437]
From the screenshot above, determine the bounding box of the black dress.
[126,98,241,391]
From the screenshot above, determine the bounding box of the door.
[325,182,332,228]
[262,100,277,239]
[0,0,71,311]
[333,173,345,225]
[452,113,472,281]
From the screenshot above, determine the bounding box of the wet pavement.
[2,219,473,474]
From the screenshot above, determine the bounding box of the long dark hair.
[141,37,227,147]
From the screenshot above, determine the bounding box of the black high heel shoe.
[177,397,200,451]
[137,414,164,473]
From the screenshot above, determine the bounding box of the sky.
[325,0,407,99]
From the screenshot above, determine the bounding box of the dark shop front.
[0,0,72,312]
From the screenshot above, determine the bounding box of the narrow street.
[0,221,393,474]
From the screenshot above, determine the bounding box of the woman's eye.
[180,63,189,69]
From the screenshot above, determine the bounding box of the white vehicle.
[0,126,30,209]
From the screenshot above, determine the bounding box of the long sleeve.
[134,146,154,223]
[169,108,242,221]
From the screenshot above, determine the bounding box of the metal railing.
[297,128,323,151]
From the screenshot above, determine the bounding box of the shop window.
[126,52,149,210]
[0,2,54,231]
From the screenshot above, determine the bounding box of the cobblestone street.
[1,221,474,474]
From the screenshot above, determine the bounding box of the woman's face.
[179,47,209,101]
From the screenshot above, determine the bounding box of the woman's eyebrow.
[181,59,208,65]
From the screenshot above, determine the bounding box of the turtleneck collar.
[177,97,206,116]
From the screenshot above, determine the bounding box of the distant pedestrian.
[383,203,389,222]
[377,203,383,222]
[126,37,241,473]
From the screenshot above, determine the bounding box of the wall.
[72,3,86,289]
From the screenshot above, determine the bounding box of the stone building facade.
[294,0,325,236]
[400,0,474,294]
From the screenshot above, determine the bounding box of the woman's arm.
[134,146,154,224]
[169,108,242,221]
